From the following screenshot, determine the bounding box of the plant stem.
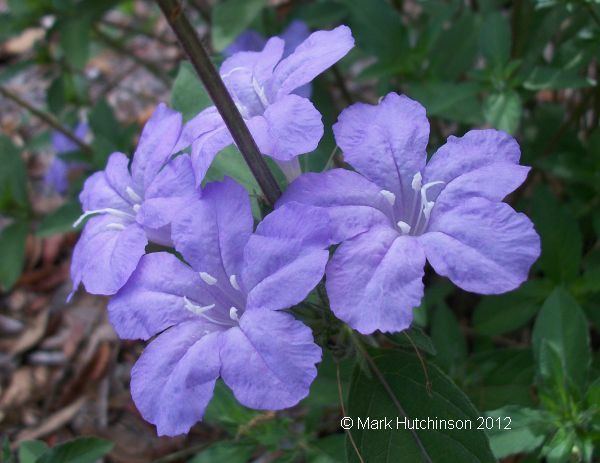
[0,85,93,155]
[155,0,282,206]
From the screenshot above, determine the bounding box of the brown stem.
[155,0,281,206]
[0,85,93,155]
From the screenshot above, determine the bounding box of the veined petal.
[280,20,311,57]
[70,215,147,296]
[268,25,354,100]
[108,253,215,340]
[172,178,252,281]
[173,106,225,153]
[421,197,540,294]
[333,92,430,200]
[326,226,425,334]
[223,30,266,56]
[131,103,182,190]
[79,152,133,211]
[220,310,321,409]
[131,324,221,436]
[277,169,393,242]
[190,125,234,187]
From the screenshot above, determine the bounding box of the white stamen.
[423,201,435,220]
[183,296,215,315]
[199,272,218,285]
[220,66,246,79]
[73,208,134,228]
[411,172,423,191]
[252,76,270,108]
[229,306,239,322]
[229,274,240,290]
[396,221,411,235]
[105,223,126,231]
[133,204,141,213]
[126,186,142,203]
[380,189,396,206]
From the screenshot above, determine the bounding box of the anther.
[199,272,218,285]
[183,296,215,315]
[229,307,239,322]
[411,172,423,191]
[133,204,141,213]
[126,186,142,203]
[105,223,126,231]
[229,274,240,291]
[380,190,396,206]
[423,201,435,220]
[396,221,411,235]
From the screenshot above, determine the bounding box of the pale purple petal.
[108,252,215,340]
[280,20,311,57]
[172,178,252,280]
[260,94,323,161]
[138,155,198,229]
[70,215,147,296]
[44,158,69,194]
[432,163,531,217]
[131,103,182,190]
[333,92,430,200]
[243,204,330,311]
[268,25,354,100]
[131,325,221,436]
[423,129,521,199]
[79,152,133,211]
[220,310,321,409]
[52,122,88,153]
[173,106,225,153]
[190,125,234,187]
[223,30,266,56]
[326,226,425,334]
[277,169,393,242]
[420,197,541,294]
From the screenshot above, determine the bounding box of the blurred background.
[0,0,598,462]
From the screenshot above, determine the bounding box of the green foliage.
[0,220,29,291]
[0,136,28,214]
[171,61,212,121]
[9,438,112,463]
[212,0,266,51]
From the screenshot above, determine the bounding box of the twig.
[155,0,282,206]
[99,18,176,47]
[336,361,364,463]
[0,85,93,155]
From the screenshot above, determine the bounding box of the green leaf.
[532,288,591,391]
[171,61,212,121]
[480,12,511,67]
[0,220,28,291]
[59,18,91,69]
[307,434,345,463]
[37,200,82,237]
[473,279,552,336]
[385,326,437,356]
[0,135,28,213]
[408,82,483,125]
[431,305,466,373]
[188,442,255,463]
[204,147,260,195]
[484,406,551,459]
[18,440,49,463]
[483,90,522,134]
[212,0,266,51]
[532,188,582,283]
[346,350,495,462]
[524,67,596,91]
[37,437,113,463]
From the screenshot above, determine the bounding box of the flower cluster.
[70,26,540,436]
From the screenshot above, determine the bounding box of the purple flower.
[278,92,541,334]
[175,25,354,184]
[70,104,197,297]
[224,20,313,98]
[108,178,329,436]
[45,122,88,194]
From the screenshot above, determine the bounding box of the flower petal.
[223,30,266,56]
[190,125,234,187]
[139,155,198,229]
[131,103,182,190]
[79,152,133,211]
[280,20,311,57]
[260,94,323,161]
[220,310,321,409]
[423,129,521,199]
[277,169,392,242]
[173,106,225,153]
[421,197,541,294]
[131,324,221,436]
[172,178,252,281]
[243,204,330,311]
[326,226,425,334]
[108,252,215,340]
[268,25,354,100]
[333,92,430,201]
[70,215,147,296]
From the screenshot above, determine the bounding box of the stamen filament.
[126,186,142,203]
[73,208,134,228]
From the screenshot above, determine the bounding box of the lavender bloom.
[70,104,197,297]
[278,92,541,334]
[45,122,88,194]
[108,178,328,436]
[175,25,354,184]
[224,20,312,98]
